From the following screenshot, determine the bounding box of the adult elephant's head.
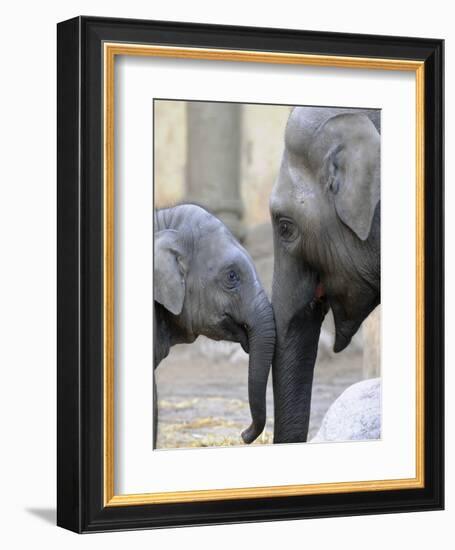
[154,204,275,444]
[270,107,381,443]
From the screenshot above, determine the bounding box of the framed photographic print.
[57,16,444,532]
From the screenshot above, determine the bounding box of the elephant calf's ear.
[154,229,186,315]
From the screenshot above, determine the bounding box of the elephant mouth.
[238,328,250,353]
[330,297,362,353]
[333,326,352,352]
[306,276,328,313]
[314,282,325,300]
[221,315,250,353]
[329,277,380,353]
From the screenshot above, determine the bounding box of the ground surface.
[155,337,363,448]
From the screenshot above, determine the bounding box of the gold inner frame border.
[103,42,425,507]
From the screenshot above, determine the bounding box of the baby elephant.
[154,204,275,444]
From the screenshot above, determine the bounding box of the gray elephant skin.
[154,204,275,445]
[270,107,381,443]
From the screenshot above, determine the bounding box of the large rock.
[311,378,381,442]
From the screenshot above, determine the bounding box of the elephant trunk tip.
[241,421,265,445]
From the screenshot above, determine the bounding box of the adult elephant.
[270,107,381,443]
[154,204,275,444]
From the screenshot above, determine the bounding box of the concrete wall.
[154,100,186,208]
[154,100,291,228]
[240,105,291,226]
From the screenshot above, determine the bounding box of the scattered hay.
[182,416,239,430]
[157,419,274,449]
[158,398,200,410]
[158,397,246,411]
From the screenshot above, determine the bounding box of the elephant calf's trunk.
[241,291,275,444]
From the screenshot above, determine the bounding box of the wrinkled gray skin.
[154,204,275,444]
[270,108,381,443]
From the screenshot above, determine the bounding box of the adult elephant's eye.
[278,218,297,242]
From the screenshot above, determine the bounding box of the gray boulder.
[312,378,381,443]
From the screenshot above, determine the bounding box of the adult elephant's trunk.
[241,289,276,444]
[272,302,325,443]
[271,253,327,443]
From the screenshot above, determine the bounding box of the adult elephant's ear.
[154,229,186,315]
[323,114,380,241]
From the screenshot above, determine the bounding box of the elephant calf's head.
[154,205,275,444]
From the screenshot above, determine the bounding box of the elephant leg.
[153,377,158,448]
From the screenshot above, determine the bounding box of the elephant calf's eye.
[328,176,340,194]
[225,269,240,289]
[278,218,298,242]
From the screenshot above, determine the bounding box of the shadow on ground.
[25,508,56,525]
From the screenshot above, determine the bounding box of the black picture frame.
[57,16,444,533]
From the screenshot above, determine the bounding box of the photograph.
[153,99,381,450]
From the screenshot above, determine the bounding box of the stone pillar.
[186,102,244,240]
[362,306,381,379]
